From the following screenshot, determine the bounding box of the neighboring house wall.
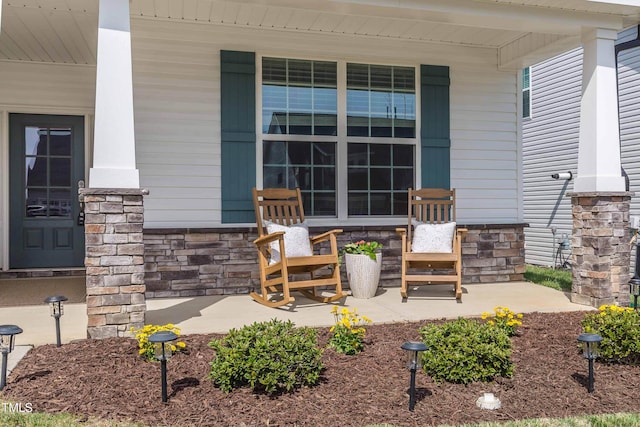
[523,26,640,267]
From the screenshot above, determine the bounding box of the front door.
[9,114,85,268]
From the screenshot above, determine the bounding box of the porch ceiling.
[0,0,639,68]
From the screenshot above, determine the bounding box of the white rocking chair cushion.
[411,221,456,253]
[265,221,313,264]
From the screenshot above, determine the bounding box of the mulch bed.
[3,311,640,427]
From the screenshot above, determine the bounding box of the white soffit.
[1,0,639,65]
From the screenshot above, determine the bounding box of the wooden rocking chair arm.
[310,229,343,244]
[396,228,407,236]
[456,228,468,237]
[253,232,285,247]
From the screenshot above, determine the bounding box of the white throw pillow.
[265,221,313,264]
[411,222,456,253]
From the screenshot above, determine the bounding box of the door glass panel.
[22,125,73,218]
[49,189,72,217]
[50,128,72,155]
[26,158,47,186]
[26,188,48,217]
[25,127,47,155]
[50,158,71,186]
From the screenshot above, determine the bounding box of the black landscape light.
[630,217,640,310]
[0,324,23,391]
[401,341,428,411]
[148,330,178,402]
[631,278,640,311]
[577,332,602,393]
[44,295,68,347]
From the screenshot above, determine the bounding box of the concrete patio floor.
[0,281,596,375]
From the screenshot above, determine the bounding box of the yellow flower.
[177,341,186,348]
[517,313,523,319]
[341,307,349,315]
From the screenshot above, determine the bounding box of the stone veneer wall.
[82,189,147,339]
[144,223,526,298]
[570,192,632,307]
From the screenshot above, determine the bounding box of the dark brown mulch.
[3,311,640,427]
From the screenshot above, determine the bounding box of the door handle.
[77,180,85,226]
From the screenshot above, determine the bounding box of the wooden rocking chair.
[251,187,347,308]
[396,188,467,301]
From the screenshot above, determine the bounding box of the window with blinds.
[261,57,417,218]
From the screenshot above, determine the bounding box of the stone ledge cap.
[80,188,150,196]
[568,191,634,197]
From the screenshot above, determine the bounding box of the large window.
[261,57,416,218]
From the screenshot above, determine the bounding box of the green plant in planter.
[208,319,323,393]
[339,240,382,263]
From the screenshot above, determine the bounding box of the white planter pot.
[345,252,382,299]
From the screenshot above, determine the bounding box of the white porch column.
[90,0,139,188]
[573,28,625,192]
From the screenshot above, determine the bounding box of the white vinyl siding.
[452,67,519,223]
[128,19,520,227]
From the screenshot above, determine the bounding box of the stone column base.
[81,188,148,339]
[569,191,633,308]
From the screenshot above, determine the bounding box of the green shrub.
[419,318,513,384]
[208,319,324,393]
[582,305,640,364]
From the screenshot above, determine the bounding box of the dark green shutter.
[221,50,256,223]
[420,65,450,189]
